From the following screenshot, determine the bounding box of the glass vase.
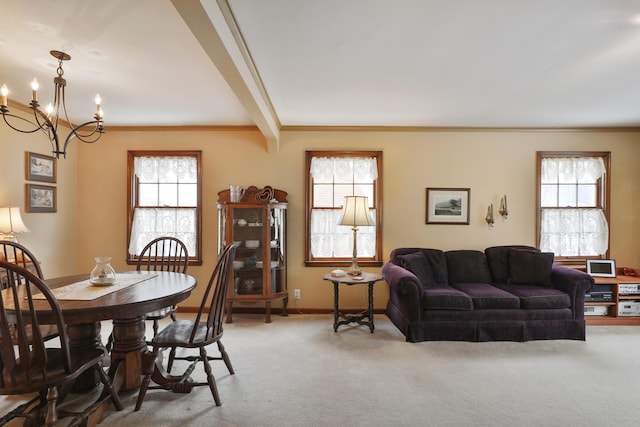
[90,256,117,285]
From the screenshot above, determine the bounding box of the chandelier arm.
[60,120,105,158]
[1,111,44,134]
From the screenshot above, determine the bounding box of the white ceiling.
[2,0,640,144]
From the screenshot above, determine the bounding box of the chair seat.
[2,344,104,394]
[145,305,176,321]
[152,320,220,348]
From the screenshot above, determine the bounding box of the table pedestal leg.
[110,315,147,391]
[66,322,103,391]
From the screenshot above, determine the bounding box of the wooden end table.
[322,272,383,333]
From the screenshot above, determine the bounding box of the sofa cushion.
[423,285,473,310]
[397,249,448,287]
[420,249,449,285]
[446,250,493,285]
[508,249,554,287]
[397,251,432,287]
[497,284,571,310]
[452,282,521,309]
[485,245,539,283]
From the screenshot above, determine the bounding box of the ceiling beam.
[171,0,280,151]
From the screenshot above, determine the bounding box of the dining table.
[3,270,197,424]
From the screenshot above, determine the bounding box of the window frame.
[536,151,611,265]
[126,150,203,266]
[305,150,383,267]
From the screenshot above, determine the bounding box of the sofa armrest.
[551,265,595,320]
[382,262,423,322]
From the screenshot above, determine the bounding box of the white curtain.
[309,157,378,258]
[310,157,378,183]
[128,156,197,256]
[133,156,197,184]
[540,157,608,256]
[129,208,196,256]
[310,209,377,257]
[541,157,605,184]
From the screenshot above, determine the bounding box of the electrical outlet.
[294,289,301,300]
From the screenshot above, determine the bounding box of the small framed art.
[426,187,470,225]
[26,152,57,183]
[26,184,57,213]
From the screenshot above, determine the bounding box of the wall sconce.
[485,204,495,228]
[0,207,30,242]
[499,195,508,219]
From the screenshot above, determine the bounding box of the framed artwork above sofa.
[426,187,470,225]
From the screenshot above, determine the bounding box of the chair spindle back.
[0,261,70,392]
[136,237,189,273]
[190,244,235,343]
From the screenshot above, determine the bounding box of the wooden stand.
[585,267,640,325]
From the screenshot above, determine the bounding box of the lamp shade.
[0,207,30,234]
[338,196,375,227]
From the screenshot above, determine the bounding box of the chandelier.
[0,50,104,159]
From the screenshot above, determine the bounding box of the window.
[305,151,383,267]
[127,151,202,265]
[536,151,610,262]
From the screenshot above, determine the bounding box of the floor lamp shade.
[0,207,30,242]
[338,196,374,275]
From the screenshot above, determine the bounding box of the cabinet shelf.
[585,267,640,325]
[218,186,288,323]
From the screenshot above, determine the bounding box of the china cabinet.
[217,186,288,323]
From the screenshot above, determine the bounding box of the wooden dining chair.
[0,240,58,343]
[0,239,45,282]
[135,244,236,410]
[137,236,189,337]
[0,261,122,426]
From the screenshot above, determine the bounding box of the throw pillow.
[508,249,554,287]
[397,252,432,287]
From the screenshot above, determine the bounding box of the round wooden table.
[43,271,196,392]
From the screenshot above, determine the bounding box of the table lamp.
[0,207,30,242]
[338,196,375,276]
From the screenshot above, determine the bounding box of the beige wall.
[0,114,78,278]
[3,121,640,312]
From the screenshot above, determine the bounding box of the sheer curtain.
[540,157,608,256]
[128,156,197,256]
[309,157,377,258]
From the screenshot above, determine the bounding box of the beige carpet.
[2,313,640,426]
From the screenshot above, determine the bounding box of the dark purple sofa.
[382,245,594,342]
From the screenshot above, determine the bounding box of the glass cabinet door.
[231,206,265,297]
[270,205,287,296]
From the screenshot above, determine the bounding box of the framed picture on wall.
[25,152,57,183]
[26,184,57,213]
[426,187,470,225]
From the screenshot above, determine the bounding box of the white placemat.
[34,272,158,301]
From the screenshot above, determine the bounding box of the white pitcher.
[230,185,245,203]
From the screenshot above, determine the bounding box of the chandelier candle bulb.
[31,78,39,101]
[0,84,7,107]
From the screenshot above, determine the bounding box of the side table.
[322,272,384,333]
